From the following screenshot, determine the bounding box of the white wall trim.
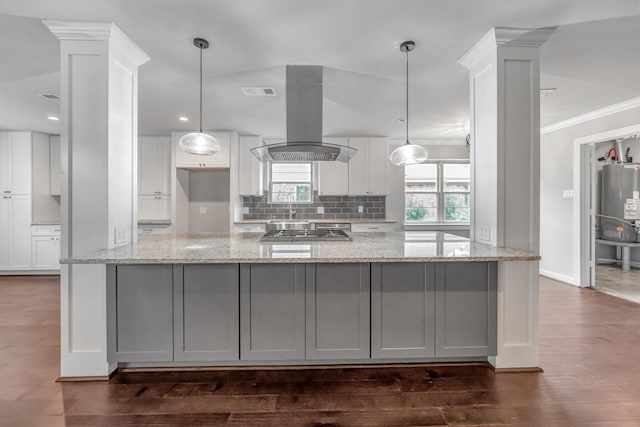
[539,269,579,287]
[572,123,640,287]
[542,97,640,135]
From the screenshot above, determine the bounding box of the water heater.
[600,163,640,242]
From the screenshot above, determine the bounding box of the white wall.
[540,105,640,283]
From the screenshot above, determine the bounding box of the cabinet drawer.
[31,225,61,236]
[233,223,266,233]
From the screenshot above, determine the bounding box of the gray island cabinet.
[75,231,537,368]
[107,260,496,366]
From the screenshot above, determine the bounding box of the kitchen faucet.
[287,193,296,220]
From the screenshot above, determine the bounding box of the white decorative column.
[459,27,553,369]
[44,21,149,378]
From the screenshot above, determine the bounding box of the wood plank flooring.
[1,275,640,426]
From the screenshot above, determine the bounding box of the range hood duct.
[250,65,356,162]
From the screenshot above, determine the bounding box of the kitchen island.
[63,231,539,369]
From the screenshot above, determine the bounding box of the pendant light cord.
[405,48,409,144]
[199,45,203,133]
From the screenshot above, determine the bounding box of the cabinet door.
[317,137,348,195]
[9,195,31,270]
[240,264,306,361]
[138,136,160,194]
[435,262,497,357]
[108,265,174,362]
[49,136,61,196]
[31,236,60,270]
[8,132,31,194]
[0,133,11,194]
[174,265,239,361]
[371,263,435,358]
[238,136,263,196]
[138,195,170,221]
[367,137,387,194]
[157,136,171,194]
[347,137,368,195]
[0,197,9,269]
[306,263,370,360]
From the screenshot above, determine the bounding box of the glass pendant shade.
[179,38,219,156]
[390,40,428,166]
[179,132,220,155]
[390,141,428,166]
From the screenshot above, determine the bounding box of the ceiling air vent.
[241,86,277,96]
[38,93,61,104]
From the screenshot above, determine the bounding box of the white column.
[44,21,149,377]
[459,27,553,369]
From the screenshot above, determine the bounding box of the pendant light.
[178,38,220,155]
[390,41,428,166]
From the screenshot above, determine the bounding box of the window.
[404,161,470,223]
[269,162,312,203]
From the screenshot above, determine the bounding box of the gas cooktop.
[259,228,352,242]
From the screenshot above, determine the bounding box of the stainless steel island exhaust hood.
[250,65,356,162]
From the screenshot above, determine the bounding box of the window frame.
[404,160,470,224]
[268,161,314,204]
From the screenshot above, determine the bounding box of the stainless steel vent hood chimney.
[250,65,356,162]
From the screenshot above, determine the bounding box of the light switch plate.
[242,207,250,214]
[562,190,574,199]
[358,205,364,213]
[478,225,490,242]
[317,206,324,214]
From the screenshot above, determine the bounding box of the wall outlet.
[562,190,574,199]
[200,207,207,214]
[242,207,250,214]
[358,205,364,213]
[317,206,324,214]
[478,225,490,242]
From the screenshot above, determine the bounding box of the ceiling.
[0,0,639,139]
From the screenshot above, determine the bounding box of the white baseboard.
[539,269,579,287]
[0,270,61,276]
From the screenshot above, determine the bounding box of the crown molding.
[42,20,149,66]
[458,27,555,70]
[541,97,640,135]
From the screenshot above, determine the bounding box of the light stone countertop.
[235,219,397,224]
[61,231,540,264]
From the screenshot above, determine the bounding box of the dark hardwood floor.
[1,275,640,426]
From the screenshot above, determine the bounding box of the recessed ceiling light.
[540,88,557,97]
[47,116,59,121]
[179,116,189,122]
[38,93,61,104]
[241,87,277,96]
[397,118,406,123]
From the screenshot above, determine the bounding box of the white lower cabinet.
[31,225,61,271]
[351,223,395,232]
[0,195,32,270]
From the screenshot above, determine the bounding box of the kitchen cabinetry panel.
[371,263,435,358]
[108,265,174,362]
[31,236,61,270]
[306,263,370,360]
[367,137,387,193]
[351,223,395,233]
[317,137,349,195]
[347,137,368,195]
[238,136,263,196]
[174,131,231,169]
[174,265,239,361]
[0,195,32,270]
[240,263,306,361]
[49,136,61,196]
[138,195,170,221]
[0,132,32,195]
[139,136,171,195]
[435,262,497,357]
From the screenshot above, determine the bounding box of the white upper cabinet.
[348,137,387,195]
[238,136,263,196]
[0,132,32,195]
[366,137,387,194]
[317,137,349,195]
[139,136,171,195]
[174,131,232,169]
[49,135,61,196]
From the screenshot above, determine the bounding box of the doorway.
[576,125,640,302]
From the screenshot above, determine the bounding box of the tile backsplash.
[242,192,385,220]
